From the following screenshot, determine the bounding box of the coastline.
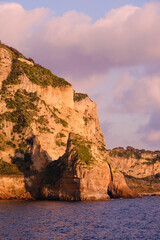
[0,174,159,201]
[140,192,160,196]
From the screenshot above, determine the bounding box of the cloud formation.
[0,3,49,48]
[111,74,160,147]
[1,2,160,79]
[0,2,160,149]
[114,75,160,114]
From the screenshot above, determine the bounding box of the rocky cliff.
[0,43,138,200]
[109,147,160,196]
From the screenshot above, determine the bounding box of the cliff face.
[41,133,138,200]
[109,147,160,195]
[41,133,111,200]
[0,43,138,200]
[109,148,160,178]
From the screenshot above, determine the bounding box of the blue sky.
[2,0,151,19]
[0,0,160,150]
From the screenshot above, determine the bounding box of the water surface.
[0,197,160,239]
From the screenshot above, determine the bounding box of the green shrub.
[1,44,71,90]
[0,134,5,151]
[6,141,16,148]
[0,159,22,175]
[5,98,15,109]
[37,116,49,125]
[41,100,68,127]
[38,126,51,133]
[56,141,66,147]
[4,58,22,85]
[5,45,24,58]
[83,117,88,126]
[2,89,39,133]
[18,141,27,151]
[72,134,93,165]
[75,143,92,165]
[59,133,66,138]
[11,152,32,173]
[74,93,88,102]
[0,114,4,123]
[154,154,160,162]
[109,147,141,159]
[19,61,71,88]
[58,118,68,128]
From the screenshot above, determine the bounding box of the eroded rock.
[0,43,140,200]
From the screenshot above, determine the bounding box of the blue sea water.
[0,197,160,240]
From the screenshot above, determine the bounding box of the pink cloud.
[1,2,160,80]
[147,131,160,142]
[110,74,160,147]
[0,3,49,48]
[35,2,160,79]
[1,2,160,149]
[114,75,160,114]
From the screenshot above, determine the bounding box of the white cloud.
[0,3,49,48]
[114,75,160,114]
[1,2,160,149]
[147,131,160,142]
[1,2,160,79]
[110,74,160,147]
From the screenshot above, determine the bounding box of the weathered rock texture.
[109,147,160,195]
[0,175,32,200]
[41,133,110,200]
[0,43,139,200]
[41,133,138,200]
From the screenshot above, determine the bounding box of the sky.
[0,0,160,150]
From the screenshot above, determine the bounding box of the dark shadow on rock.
[124,173,160,195]
[107,164,141,199]
[12,135,51,199]
[12,134,81,201]
[41,138,81,201]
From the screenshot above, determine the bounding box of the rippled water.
[0,197,160,240]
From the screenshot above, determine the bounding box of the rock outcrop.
[108,147,160,195]
[41,133,111,200]
[0,175,32,200]
[0,42,139,200]
[41,133,138,200]
[109,147,160,178]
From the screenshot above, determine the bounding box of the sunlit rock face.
[0,43,139,200]
[108,147,160,196]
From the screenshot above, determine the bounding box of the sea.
[0,196,160,240]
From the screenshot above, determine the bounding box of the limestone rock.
[30,136,51,172]
[41,133,139,200]
[0,175,32,200]
[107,168,140,198]
[0,43,139,200]
[108,148,160,195]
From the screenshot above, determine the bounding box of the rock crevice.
[0,43,139,200]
